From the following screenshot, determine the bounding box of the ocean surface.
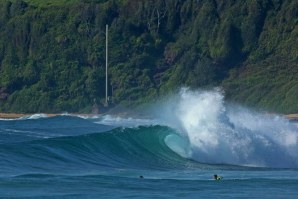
[0,89,298,198]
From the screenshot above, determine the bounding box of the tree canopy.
[0,0,297,113]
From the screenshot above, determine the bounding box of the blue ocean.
[1,90,298,198]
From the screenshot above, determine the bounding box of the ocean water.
[0,89,298,198]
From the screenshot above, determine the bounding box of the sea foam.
[165,88,298,168]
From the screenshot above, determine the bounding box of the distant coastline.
[0,113,297,120]
[0,113,57,119]
[287,114,298,121]
[0,113,98,119]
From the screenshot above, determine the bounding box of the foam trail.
[96,115,159,128]
[168,88,298,168]
[21,114,49,120]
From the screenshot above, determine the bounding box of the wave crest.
[171,88,298,168]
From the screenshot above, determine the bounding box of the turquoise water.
[0,90,298,198]
[0,115,297,198]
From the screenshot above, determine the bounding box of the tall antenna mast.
[105,24,108,107]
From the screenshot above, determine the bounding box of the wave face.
[161,88,298,168]
[0,118,200,177]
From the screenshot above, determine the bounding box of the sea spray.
[162,88,298,168]
[174,88,243,164]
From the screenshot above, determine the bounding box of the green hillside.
[24,0,78,6]
[0,0,297,113]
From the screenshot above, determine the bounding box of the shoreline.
[287,114,298,120]
[0,112,297,120]
[0,113,98,119]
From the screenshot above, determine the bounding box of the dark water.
[0,114,297,198]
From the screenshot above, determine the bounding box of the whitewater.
[0,89,297,198]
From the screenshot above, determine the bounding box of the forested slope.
[0,0,297,113]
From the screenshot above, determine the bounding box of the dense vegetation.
[0,0,297,113]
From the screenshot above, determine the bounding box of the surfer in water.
[214,174,222,180]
